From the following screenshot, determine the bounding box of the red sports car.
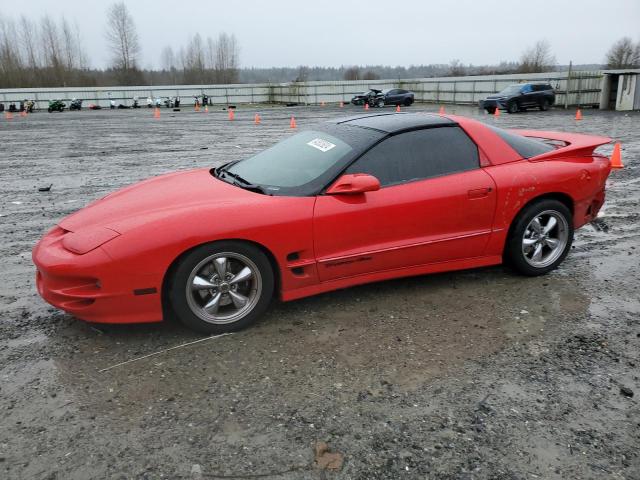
[33,113,613,333]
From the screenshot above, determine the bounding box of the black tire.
[539,99,550,111]
[376,98,385,108]
[507,101,519,114]
[505,199,573,276]
[486,107,496,114]
[168,241,274,334]
[403,97,413,106]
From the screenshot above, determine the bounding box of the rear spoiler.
[509,129,611,161]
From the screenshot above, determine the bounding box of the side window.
[345,127,479,187]
[387,89,398,95]
[521,84,533,93]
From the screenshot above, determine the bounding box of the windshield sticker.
[307,138,336,153]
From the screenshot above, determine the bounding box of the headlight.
[62,227,120,255]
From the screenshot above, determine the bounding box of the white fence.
[0,70,604,110]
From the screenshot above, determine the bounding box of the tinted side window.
[486,125,554,158]
[346,127,479,187]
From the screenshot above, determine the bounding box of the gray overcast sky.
[2,0,639,69]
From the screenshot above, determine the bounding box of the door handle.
[468,187,492,199]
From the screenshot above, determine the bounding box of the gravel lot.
[1,104,639,479]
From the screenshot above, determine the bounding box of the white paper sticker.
[307,138,336,153]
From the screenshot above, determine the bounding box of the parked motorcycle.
[48,100,65,112]
[25,100,35,113]
[69,99,83,111]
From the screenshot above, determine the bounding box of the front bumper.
[479,99,507,110]
[32,226,162,324]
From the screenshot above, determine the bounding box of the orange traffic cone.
[195,103,200,112]
[364,103,369,110]
[438,106,445,114]
[254,113,261,124]
[290,116,297,129]
[575,109,582,120]
[494,107,500,118]
[228,109,235,121]
[5,111,13,120]
[20,110,27,117]
[320,101,325,107]
[610,142,624,169]
[153,107,160,119]
[204,105,208,113]
[339,101,344,108]
[396,105,401,113]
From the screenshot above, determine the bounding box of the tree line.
[1,3,638,89]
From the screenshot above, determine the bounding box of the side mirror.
[326,173,380,195]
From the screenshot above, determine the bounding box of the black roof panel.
[330,112,455,133]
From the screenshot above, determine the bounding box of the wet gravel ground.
[1,104,639,479]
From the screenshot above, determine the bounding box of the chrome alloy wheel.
[186,252,262,324]
[522,210,569,268]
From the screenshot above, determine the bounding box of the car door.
[520,84,536,107]
[386,89,399,104]
[313,126,497,282]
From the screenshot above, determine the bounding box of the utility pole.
[564,61,572,109]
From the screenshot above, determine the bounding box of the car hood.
[59,168,261,234]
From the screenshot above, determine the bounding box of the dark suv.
[480,83,555,114]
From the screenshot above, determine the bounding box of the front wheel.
[505,199,573,276]
[485,107,496,114]
[507,101,519,114]
[168,241,274,334]
[403,98,413,106]
[376,98,385,108]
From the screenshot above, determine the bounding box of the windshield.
[498,85,523,95]
[222,129,358,196]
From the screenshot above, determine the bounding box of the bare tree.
[0,16,24,87]
[160,45,178,83]
[213,32,239,83]
[343,66,360,80]
[518,40,556,73]
[183,33,206,83]
[448,59,466,76]
[294,65,309,82]
[361,70,380,80]
[605,37,640,69]
[19,16,40,72]
[39,16,66,85]
[105,2,141,72]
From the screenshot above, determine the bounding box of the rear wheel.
[486,107,496,114]
[505,199,573,276]
[403,97,413,106]
[539,98,550,111]
[168,241,274,334]
[507,101,519,114]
